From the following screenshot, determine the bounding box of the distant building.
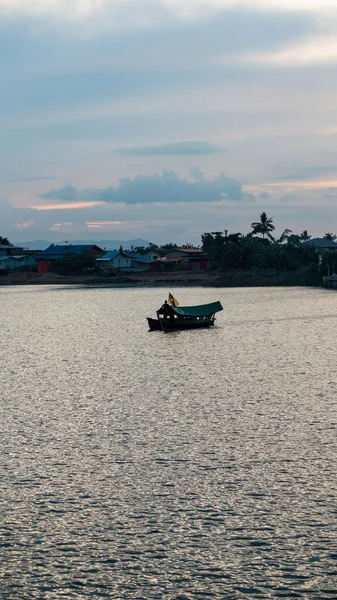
[164,247,203,260]
[36,244,104,273]
[163,248,209,271]
[143,248,165,260]
[96,250,132,272]
[0,244,24,257]
[127,251,161,271]
[0,254,37,274]
[96,250,159,272]
[306,238,337,250]
[0,248,42,273]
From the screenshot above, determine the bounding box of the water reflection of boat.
[147,297,223,331]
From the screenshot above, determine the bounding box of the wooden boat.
[147,300,223,331]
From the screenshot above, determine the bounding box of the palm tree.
[324,233,337,241]
[276,229,292,244]
[300,230,311,242]
[251,212,275,239]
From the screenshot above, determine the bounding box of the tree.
[133,242,159,254]
[320,250,337,276]
[134,246,146,254]
[201,232,226,263]
[269,229,292,244]
[226,233,242,244]
[181,243,199,249]
[287,234,301,247]
[300,230,311,242]
[201,233,215,254]
[0,236,12,246]
[278,229,292,243]
[323,233,337,241]
[52,251,96,274]
[160,243,178,251]
[251,212,275,239]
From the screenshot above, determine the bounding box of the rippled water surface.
[1,285,337,599]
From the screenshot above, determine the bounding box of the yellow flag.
[168,293,179,307]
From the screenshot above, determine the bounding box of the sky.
[1,0,337,245]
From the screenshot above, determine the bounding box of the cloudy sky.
[1,0,337,245]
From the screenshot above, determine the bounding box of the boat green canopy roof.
[173,301,223,317]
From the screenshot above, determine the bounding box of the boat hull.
[147,317,215,331]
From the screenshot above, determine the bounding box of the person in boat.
[157,300,175,320]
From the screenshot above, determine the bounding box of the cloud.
[245,180,337,193]
[2,1,337,246]
[234,36,337,68]
[1,1,336,23]
[0,4,321,152]
[272,162,337,181]
[190,167,205,182]
[41,170,254,204]
[50,221,72,232]
[31,201,105,210]
[42,184,78,201]
[118,141,225,155]
[15,219,35,230]
[5,175,58,183]
[86,220,124,228]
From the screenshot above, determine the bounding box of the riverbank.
[0,269,321,287]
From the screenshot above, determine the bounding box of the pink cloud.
[86,220,124,228]
[30,201,105,210]
[50,222,72,232]
[15,219,34,230]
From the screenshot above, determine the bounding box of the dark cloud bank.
[41,170,254,204]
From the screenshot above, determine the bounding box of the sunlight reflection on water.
[1,285,337,599]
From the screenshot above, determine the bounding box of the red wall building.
[36,244,104,273]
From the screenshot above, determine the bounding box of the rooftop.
[127,252,156,263]
[0,244,24,250]
[307,238,337,249]
[96,250,122,261]
[38,244,103,259]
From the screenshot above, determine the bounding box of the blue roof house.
[127,251,158,271]
[37,244,104,272]
[96,250,159,272]
[96,250,132,271]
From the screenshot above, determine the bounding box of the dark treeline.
[200,213,336,284]
[133,242,194,254]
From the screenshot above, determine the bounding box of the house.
[0,256,21,273]
[127,252,160,271]
[96,250,159,272]
[164,247,202,260]
[0,249,42,273]
[306,238,337,268]
[163,248,209,270]
[143,248,165,260]
[0,254,39,273]
[0,244,24,257]
[307,238,337,250]
[96,250,132,272]
[36,244,104,273]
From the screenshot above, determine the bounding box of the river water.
[1,285,337,599]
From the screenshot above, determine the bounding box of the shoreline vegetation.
[0,269,323,288]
